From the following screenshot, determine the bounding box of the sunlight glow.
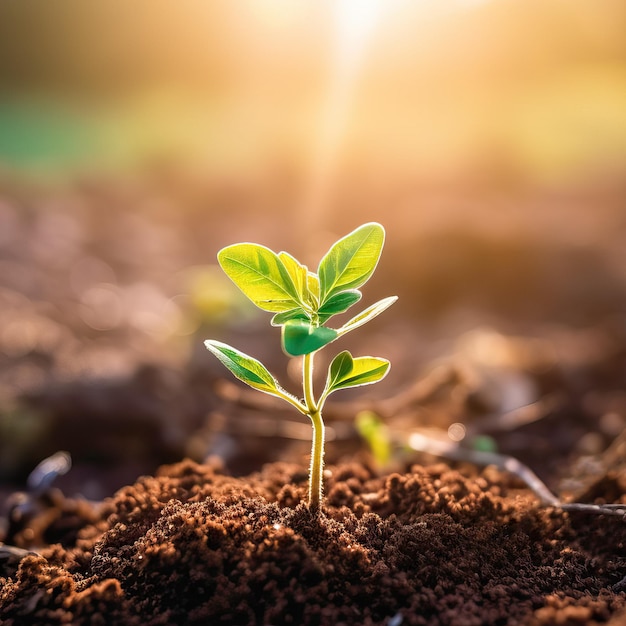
[298,0,387,237]
[334,0,384,73]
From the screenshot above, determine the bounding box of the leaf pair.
[218,223,383,315]
[217,223,389,356]
[204,340,390,409]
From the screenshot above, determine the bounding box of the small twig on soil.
[612,574,626,593]
[27,451,72,495]
[464,394,562,437]
[0,543,39,559]
[557,502,626,517]
[407,431,626,519]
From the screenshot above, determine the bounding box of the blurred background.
[1,1,625,506]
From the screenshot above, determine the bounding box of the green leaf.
[324,350,354,389]
[278,251,309,304]
[204,340,289,398]
[325,350,390,395]
[317,289,361,323]
[271,308,310,327]
[306,272,320,308]
[318,223,385,304]
[278,252,321,311]
[337,296,397,337]
[218,243,300,312]
[281,320,338,356]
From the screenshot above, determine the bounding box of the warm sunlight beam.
[299,0,386,238]
[334,0,384,75]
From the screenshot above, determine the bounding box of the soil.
[1,458,626,625]
[1,175,626,624]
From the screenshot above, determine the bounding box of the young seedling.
[205,222,397,513]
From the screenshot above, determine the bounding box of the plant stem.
[308,407,324,512]
[303,352,324,513]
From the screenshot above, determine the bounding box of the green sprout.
[204,222,397,513]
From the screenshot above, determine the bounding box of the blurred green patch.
[0,95,224,178]
[0,404,49,479]
[185,265,257,327]
[0,100,99,172]
[355,410,392,467]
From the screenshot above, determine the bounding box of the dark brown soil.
[1,458,626,626]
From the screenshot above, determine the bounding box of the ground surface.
[1,459,626,625]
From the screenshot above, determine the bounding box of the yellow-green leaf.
[306,272,320,309]
[318,223,385,304]
[218,243,300,312]
[337,296,398,337]
[205,340,285,398]
[324,350,390,395]
[278,252,310,306]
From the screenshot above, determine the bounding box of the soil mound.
[1,459,625,625]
